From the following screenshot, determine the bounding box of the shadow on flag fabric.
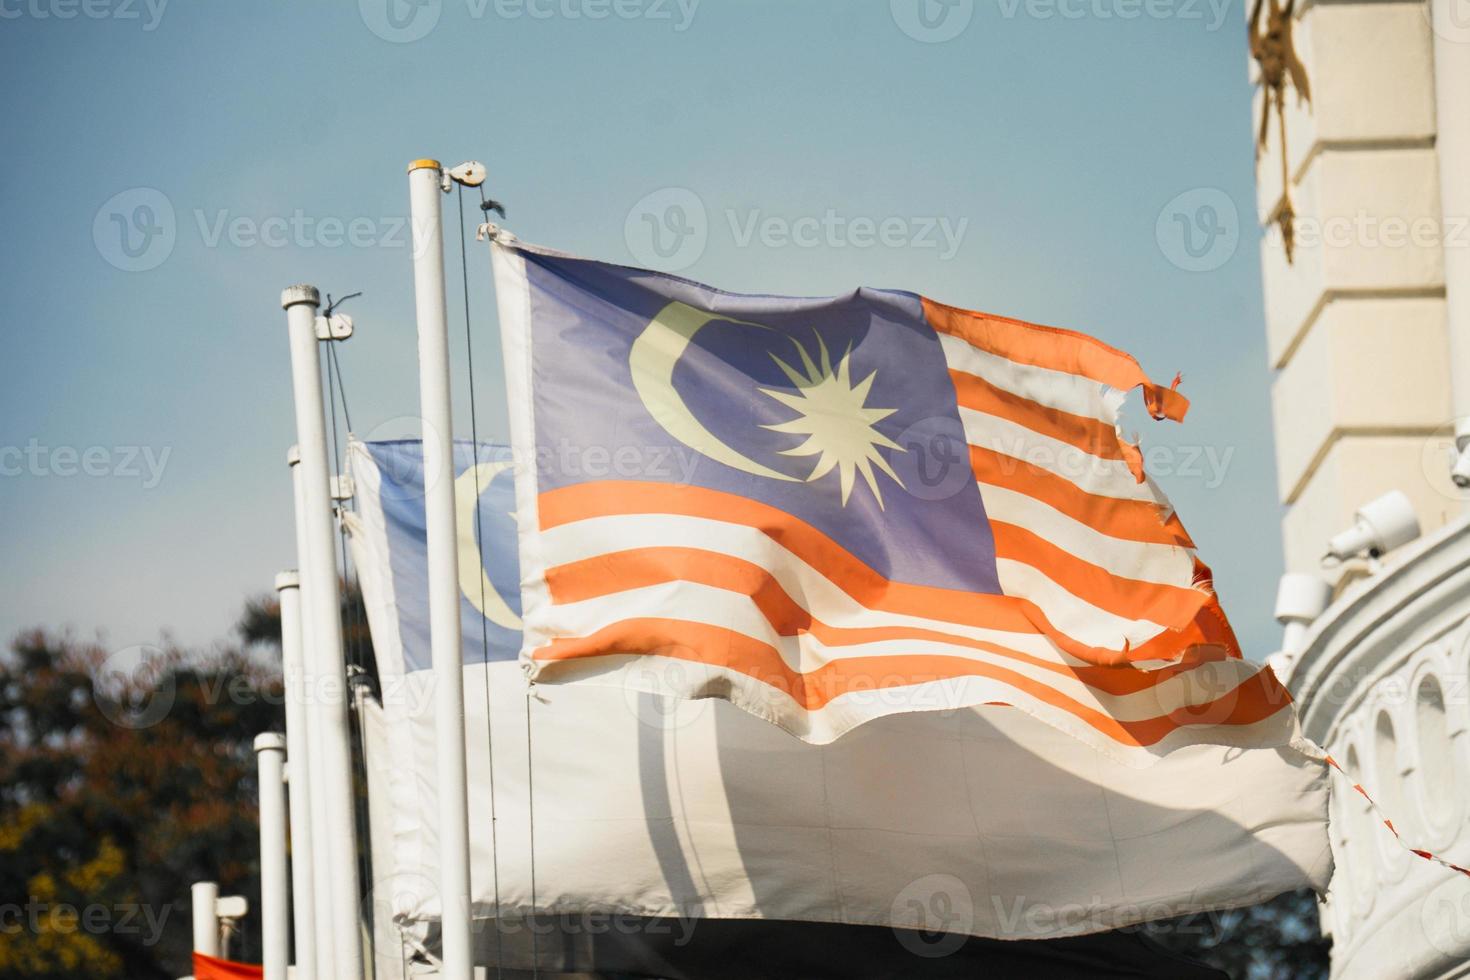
[345,436,1330,972]
[489,234,1295,763]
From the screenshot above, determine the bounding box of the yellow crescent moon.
[454,460,522,631]
[630,300,797,483]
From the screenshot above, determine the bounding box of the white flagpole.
[288,448,338,980]
[254,734,290,980]
[274,571,319,980]
[191,881,220,958]
[280,285,366,980]
[406,158,474,980]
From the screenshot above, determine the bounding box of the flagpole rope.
[456,185,508,979]
[321,327,377,932]
[474,181,542,978]
[1317,750,1470,879]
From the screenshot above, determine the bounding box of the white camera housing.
[1273,572,1333,656]
[1323,490,1421,564]
[1452,420,1470,488]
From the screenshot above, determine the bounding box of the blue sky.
[0,0,1282,656]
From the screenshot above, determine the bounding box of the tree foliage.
[0,631,282,979]
[1143,888,1331,979]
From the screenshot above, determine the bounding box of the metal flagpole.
[280,285,366,980]
[254,734,290,980]
[407,158,474,980]
[274,571,318,980]
[288,448,338,980]
[191,881,220,959]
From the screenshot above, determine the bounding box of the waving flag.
[491,235,1292,760]
[345,437,1329,968]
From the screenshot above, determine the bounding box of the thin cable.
[327,340,354,433]
[327,339,370,689]
[524,692,539,977]
[323,342,349,667]
[472,177,538,979]
[323,335,373,915]
[458,185,506,979]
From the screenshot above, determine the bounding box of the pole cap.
[407,158,442,173]
[281,284,321,310]
[286,444,301,467]
[254,732,287,754]
[274,570,300,592]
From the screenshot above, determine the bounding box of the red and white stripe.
[493,242,1293,763]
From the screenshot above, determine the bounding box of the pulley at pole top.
[407,158,487,188]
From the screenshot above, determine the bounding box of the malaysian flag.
[491,235,1295,762]
[345,437,1329,955]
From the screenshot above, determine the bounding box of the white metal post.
[289,448,338,980]
[254,733,289,980]
[191,881,220,958]
[281,285,365,980]
[274,571,319,980]
[407,158,474,980]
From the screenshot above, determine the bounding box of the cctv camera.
[1452,421,1470,489]
[1453,447,1470,489]
[1274,572,1332,655]
[1322,490,1421,564]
